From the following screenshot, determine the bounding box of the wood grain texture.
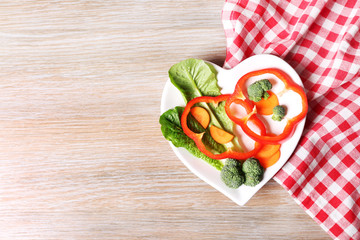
[0,1,331,239]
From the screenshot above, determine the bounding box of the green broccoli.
[247,79,272,102]
[220,158,265,188]
[220,159,245,188]
[242,158,264,187]
[272,105,286,121]
[244,173,263,187]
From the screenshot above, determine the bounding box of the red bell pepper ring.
[181,94,266,160]
[225,68,308,144]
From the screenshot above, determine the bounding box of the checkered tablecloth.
[221,0,360,239]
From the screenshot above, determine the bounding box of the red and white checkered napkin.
[222,0,360,239]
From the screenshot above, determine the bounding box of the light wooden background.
[0,1,331,239]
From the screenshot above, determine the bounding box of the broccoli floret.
[221,158,264,188]
[220,159,245,188]
[242,158,264,187]
[242,157,264,175]
[244,173,263,187]
[272,105,286,121]
[247,79,272,102]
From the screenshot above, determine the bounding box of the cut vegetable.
[255,143,281,159]
[210,125,234,144]
[272,105,286,121]
[181,94,266,160]
[190,106,210,129]
[256,150,281,168]
[225,68,308,144]
[253,91,279,115]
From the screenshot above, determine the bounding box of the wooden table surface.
[0,1,331,239]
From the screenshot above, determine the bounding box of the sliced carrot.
[209,125,234,144]
[190,106,210,129]
[256,143,281,159]
[253,91,279,115]
[256,150,281,168]
[255,134,281,168]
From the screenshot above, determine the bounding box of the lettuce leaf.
[159,107,223,171]
[169,59,221,103]
[187,113,226,154]
[168,59,238,145]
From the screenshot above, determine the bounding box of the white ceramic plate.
[160,54,306,206]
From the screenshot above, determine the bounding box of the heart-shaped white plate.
[160,54,306,206]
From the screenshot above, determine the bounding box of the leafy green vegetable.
[247,79,272,102]
[159,106,223,171]
[272,105,286,121]
[186,113,226,154]
[209,101,234,133]
[169,59,221,103]
[168,59,241,151]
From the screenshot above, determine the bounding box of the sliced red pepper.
[181,94,266,160]
[225,68,308,144]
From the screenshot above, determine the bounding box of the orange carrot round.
[256,150,281,168]
[190,106,210,129]
[253,91,279,115]
[256,143,281,159]
[209,125,234,144]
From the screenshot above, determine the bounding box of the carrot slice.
[209,125,234,144]
[256,150,281,168]
[256,143,281,159]
[253,91,279,115]
[190,106,210,129]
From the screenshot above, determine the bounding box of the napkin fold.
[221,0,360,239]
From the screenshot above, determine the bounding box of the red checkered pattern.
[222,0,360,239]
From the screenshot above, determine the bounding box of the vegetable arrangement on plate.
[159,58,308,189]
